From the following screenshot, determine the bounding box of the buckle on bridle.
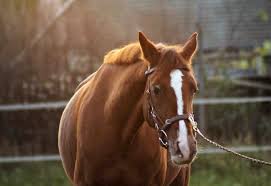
[188,114,198,131]
[145,66,156,76]
[165,119,171,125]
[158,130,168,148]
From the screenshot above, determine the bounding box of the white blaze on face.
[170,69,190,159]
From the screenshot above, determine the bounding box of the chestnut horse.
[58,32,199,186]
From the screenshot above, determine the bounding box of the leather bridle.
[145,68,271,166]
[145,66,197,149]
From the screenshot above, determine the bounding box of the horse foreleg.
[169,165,191,186]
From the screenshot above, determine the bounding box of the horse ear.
[180,32,198,62]
[138,32,159,66]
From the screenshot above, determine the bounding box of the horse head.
[140,32,198,165]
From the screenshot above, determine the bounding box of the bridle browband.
[145,66,197,149]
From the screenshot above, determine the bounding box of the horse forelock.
[159,46,192,71]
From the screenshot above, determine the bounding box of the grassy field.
[0,152,270,186]
[191,152,271,186]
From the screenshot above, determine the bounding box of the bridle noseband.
[145,66,197,149]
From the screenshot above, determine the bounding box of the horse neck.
[104,62,148,142]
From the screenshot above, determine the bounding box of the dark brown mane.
[103,42,184,65]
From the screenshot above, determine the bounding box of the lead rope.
[188,115,271,166]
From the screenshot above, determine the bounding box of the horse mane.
[103,42,183,65]
[104,43,142,65]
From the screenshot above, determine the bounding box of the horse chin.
[170,155,196,167]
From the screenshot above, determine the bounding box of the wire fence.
[0,145,270,163]
[1,97,271,111]
[0,97,270,163]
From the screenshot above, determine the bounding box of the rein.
[145,66,271,166]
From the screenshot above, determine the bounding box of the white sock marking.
[170,69,190,159]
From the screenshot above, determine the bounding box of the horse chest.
[86,153,167,186]
[76,134,168,185]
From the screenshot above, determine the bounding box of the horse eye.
[153,85,161,95]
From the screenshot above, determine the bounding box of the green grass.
[0,152,270,186]
[191,152,271,186]
[0,162,70,186]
